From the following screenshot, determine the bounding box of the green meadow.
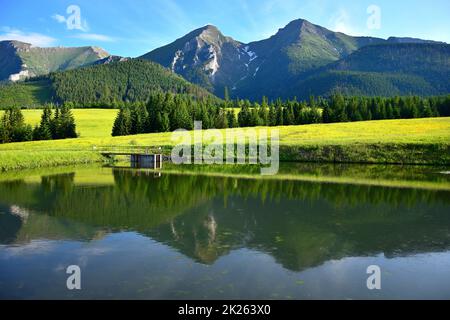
[0,108,449,171]
[0,108,118,138]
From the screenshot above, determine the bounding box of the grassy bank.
[0,116,449,170]
[0,150,104,171]
[279,143,450,165]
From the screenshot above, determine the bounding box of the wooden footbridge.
[96,146,167,169]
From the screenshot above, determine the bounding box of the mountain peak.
[202,24,220,31]
[285,18,308,27]
[0,40,32,50]
[186,24,223,39]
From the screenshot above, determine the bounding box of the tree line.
[0,104,77,144]
[112,92,450,136]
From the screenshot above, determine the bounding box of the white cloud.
[52,14,66,24]
[0,28,56,47]
[72,33,115,42]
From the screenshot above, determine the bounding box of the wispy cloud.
[52,14,66,24]
[72,33,115,42]
[0,27,56,47]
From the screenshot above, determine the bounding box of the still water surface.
[0,164,449,299]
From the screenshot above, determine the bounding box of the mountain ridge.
[0,40,111,82]
[140,18,447,99]
[1,18,448,101]
[286,42,450,98]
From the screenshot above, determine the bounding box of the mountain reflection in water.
[0,165,449,299]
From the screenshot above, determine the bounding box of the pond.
[0,163,449,299]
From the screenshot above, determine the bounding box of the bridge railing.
[94,145,166,155]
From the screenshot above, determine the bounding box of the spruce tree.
[57,104,78,139]
[112,107,132,136]
[268,103,277,126]
[259,97,269,126]
[130,103,149,134]
[0,108,32,143]
[171,98,192,130]
[34,104,53,140]
[322,104,333,123]
[284,105,295,125]
[227,110,238,128]
[155,112,170,132]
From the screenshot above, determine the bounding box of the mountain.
[0,40,110,82]
[141,19,448,100]
[141,19,385,99]
[1,19,448,102]
[141,25,247,96]
[231,19,385,99]
[287,43,450,98]
[0,59,215,107]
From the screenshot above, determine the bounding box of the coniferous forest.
[0,105,77,143]
[111,92,450,136]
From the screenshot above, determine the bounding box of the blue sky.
[1,0,449,57]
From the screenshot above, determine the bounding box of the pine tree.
[249,106,261,127]
[215,108,229,129]
[51,107,60,139]
[155,112,170,132]
[274,99,284,126]
[421,102,434,118]
[56,104,78,139]
[384,102,393,119]
[0,108,32,143]
[259,97,269,126]
[284,104,295,125]
[331,93,347,122]
[200,105,212,129]
[171,98,192,130]
[322,104,333,123]
[34,104,53,140]
[227,110,238,128]
[112,107,132,136]
[268,103,277,126]
[238,100,252,127]
[130,103,149,134]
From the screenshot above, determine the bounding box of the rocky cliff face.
[141,25,255,95]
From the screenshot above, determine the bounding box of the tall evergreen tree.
[112,107,132,136]
[56,104,78,139]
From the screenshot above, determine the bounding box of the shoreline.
[1,117,449,171]
[0,142,449,172]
